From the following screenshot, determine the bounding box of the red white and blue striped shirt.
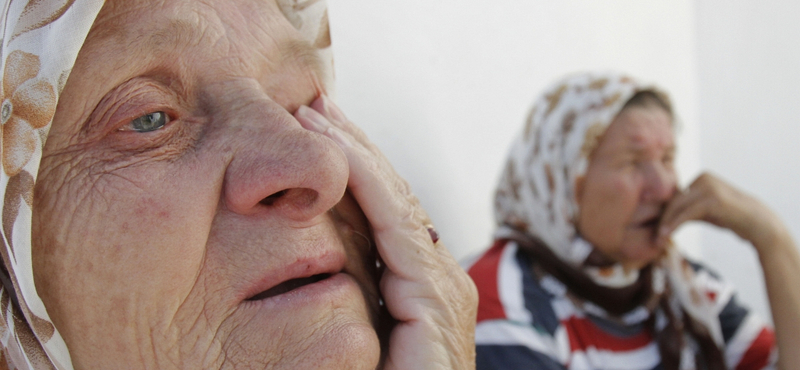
[464,240,777,370]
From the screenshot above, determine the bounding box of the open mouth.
[246,273,333,301]
[636,214,664,243]
[640,216,660,228]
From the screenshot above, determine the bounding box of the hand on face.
[657,172,788,253]
[295,96,478,370]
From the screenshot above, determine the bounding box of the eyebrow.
[625,138,676,155]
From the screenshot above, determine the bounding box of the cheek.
[577,173,640,247]
[32,150,222,353]
[36,154,209,272]
[611,176,642,212]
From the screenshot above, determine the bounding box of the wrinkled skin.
[31,0,477,369]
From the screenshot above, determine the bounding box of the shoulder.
[466,241,569,363]
[463,239,536,324]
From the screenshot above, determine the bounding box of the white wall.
[329,0,701,258]
[695,1,800,323]
[328,0,794,322]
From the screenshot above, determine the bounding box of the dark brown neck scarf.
[501,228,725,370]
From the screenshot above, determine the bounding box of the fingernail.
[296,105,328,132]
[327,127,352,147]
[426,226,440,244]
[322,95,347,122]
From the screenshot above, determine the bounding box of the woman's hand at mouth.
[655,173,800,370]
[656,172,787,251]
[294,96,478,370]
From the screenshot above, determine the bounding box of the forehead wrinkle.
[81,11,216,84]
[83,1,324,115]
[223,0,323,74]
[140,10,324,84]
[624,131,675,156]
[143,18,213,54]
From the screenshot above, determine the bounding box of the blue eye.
[128,112,168,132]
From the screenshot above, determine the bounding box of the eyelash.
[626,156,674,168]
[118,111,172,133]
[106,106,187,152]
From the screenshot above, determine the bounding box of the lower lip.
[243,272,362,310]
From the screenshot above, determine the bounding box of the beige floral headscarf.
[0,1,333,368]
[495,72,657,283]
[495,72,728,368]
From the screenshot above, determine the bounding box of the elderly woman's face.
[31,0,381,368]
[576,106,677,271]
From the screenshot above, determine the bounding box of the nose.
[641,162,677,202]
[220,90,348,222]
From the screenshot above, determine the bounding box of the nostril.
[250,188,325,220]
[260,190,288,206]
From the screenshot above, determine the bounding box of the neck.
[502,229,652,315]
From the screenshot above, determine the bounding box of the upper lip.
[241,247,347,302]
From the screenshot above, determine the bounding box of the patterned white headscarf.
[0,1,332,368]
[494,72,728,365]
[494,72,661,285]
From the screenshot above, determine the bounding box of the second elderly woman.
[466,72,800,370]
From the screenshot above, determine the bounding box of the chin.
[621,247,664,271]
[221,320,380,369]
[214,272,381,369]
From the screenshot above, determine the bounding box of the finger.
[298,100,477,369]
[294,104,436,274]
[295,105,351,147]
[659,173,719,230]
[303,97,433,229]
[663,197,713,234]
[294,103,428,228]
[311,94,347,123]
[310,95,376,152]
[657,187,705,242]
[297,103,461,319]
[344,138,436,276]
